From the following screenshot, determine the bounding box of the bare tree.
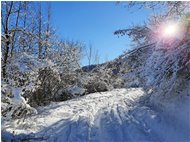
[1,2,34,77]
[44,3,51,57]
[37,2,43,59]
[86,44,92,67]
[94,50,100,64]
[10,2,21,57]
[20,2,28,52]
[85,44,101,66]
[1,1,14,78]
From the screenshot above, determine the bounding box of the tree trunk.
[2,1,13,78]
[38,3,42,59]
[3,34,10,78]
[11,2,21,57]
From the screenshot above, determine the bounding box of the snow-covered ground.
[2,88,190,142]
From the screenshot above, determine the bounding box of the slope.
[2,88,189,142]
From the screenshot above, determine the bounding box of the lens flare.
[162,23,178,38]
[163,24,177,36]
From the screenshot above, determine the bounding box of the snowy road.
[2,88,190,142]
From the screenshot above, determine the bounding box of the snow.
[66,86,86,96]
[2,88,190,142]
[1,85,38,122]
[11,87,26,104]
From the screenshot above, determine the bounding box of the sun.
[162,23,178,38]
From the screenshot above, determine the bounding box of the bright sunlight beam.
[161,22,179,38]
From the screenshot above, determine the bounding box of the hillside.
[2,39,190,142]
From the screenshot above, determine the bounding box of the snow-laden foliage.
[142,40,190,107]
[46,41,83,73]
[1,43,84,119]
[109,37,190,115]
[117,39,190,90]
[1,52,45,121]
[114,25,154,46]
[113,12,190,97]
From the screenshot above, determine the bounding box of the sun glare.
[162,23,178,38]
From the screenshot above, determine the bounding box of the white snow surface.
[67,86,86,96]
[2,88,190,142]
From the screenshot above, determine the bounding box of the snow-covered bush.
[54,86,86,101]
[84,79,109,94]
[25,67,84,106]
[1,39,85,109]
[1,51,84,120]
[1,81,37,121]
[1,52,49,119]
[80,63,125,93]
[26,67,61,107]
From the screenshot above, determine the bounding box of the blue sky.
[42,2,151,65]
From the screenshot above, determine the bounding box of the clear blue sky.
[42,2,151,66]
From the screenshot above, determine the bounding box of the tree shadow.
[2,88,190,142]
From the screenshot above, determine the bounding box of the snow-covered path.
[2,88,190,142]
